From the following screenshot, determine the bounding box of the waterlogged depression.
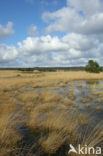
[1,77,103,155]
[23,80,103,124]
[53,80,103,122]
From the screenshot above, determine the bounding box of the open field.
[0,70,103,156]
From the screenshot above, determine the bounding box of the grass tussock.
[95,106,102,111]
[29,111,79,154]
[80,98,87,104]
[78,114,88,126]
[39,131,68,154]
[28,108,103,155]
[18,92,39,103]
[77,83,83,89]
[66,93,76,100]
[0,119,21,155]
[87,95,94,100]
[61,98,73,106]
[1,71,103,89]
[0,92,21,155]
[39,91,62,103]
[0,70,103,155]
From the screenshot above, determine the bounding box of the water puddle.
[53,80,103,122]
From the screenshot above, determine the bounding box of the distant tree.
[85,60,101,73]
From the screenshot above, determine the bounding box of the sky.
[0,0,103,67]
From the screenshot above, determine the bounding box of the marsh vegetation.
[0,70,103,156]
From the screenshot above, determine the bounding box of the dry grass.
[66,93,76,100]
[0,92,21,155]
[1,71,103,89]
[39,91,62,103]
[69,125,103,156]
[61,98,73,106]
[0,119,21,155]
[86,104,92,109]
[20,91,63,114]
[78,114,88,126]
[87,95,94,100]
[80,98,87,104]
[0,70,103,155]
[95,106,102,111]
[18,91,39,103]
[29,110,79,154]
[39,131,68,154]
[77,83,83,89]
[80,122,103,148]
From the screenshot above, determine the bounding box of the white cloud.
[0,22,14,39]
[67,0,103,16]
[0,44,17,64]
[0,33,103,67]
[18,35,67,55]
[28,24,38,36]
[1,0,103,67]
[42,0,103,35]
[62,33,98,51]
[15,34,102,66]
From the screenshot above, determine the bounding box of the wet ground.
[9,80,103,155]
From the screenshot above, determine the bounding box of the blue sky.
[0,0,66,45]
[0,0,103,67]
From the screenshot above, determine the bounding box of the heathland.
[0,70,103,156]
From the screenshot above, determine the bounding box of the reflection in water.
[86,80,99,85]
[53,80,103,124]
[86,80,103,92]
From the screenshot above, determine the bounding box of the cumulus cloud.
[0,22,14,39]
[1,0,103,67]
[18,35,67,55]
[42,0,103,35]
[0,33,103,67]
[0,44,17,66]
[28,24,38,36]
[16,34,102,67]
[67,0,103,16]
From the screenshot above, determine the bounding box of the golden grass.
[39,131,68,154]
[18,91,38,103]
[1,71,103,89]
[66,93,76,100]
[39,91,62,103]
[69,125,103,156]
[80,98,87,104]
[20,91,63,114]
[61,98,73,106]
[80,122,103,147]
[0,70,103,155]
[87,95,94,100]
[77,83,83,89]
[0,119,21,155]
[78,114,88,126]
[29,110,79,154]
[86,104,92,109]
[95,106,102,111]
[34,102,56,112]
[44,111,78,133]
[0,92,21,155]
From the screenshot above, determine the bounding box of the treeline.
[0,60,103,73]
[17,61,103,73]
[18,67,85,72]
[0,67,85,71]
